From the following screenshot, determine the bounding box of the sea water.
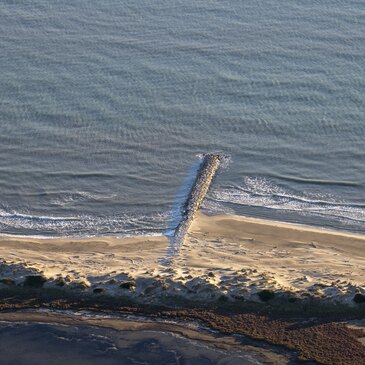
[1,0,364,236]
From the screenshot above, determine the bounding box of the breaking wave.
[208,176,365,226]
[0,209,168,237]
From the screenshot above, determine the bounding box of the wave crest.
[0,209,169,237]
[208,176,365,225]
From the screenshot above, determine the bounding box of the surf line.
[163,153,223,263]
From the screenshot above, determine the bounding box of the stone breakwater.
[171,154,222,254]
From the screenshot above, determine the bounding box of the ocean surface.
[1,0,364,237]
[0,321,264,364]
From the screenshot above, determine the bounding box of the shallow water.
[1,0,364,236]
[0,321,264,365]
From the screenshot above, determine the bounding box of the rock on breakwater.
[171,153,222,254]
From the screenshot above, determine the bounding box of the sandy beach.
[0,213,364,364]
[0,234,168,289]
[0,212,364,305]
[180,212,365,302]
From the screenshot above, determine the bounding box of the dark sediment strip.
[170,153,222,255]
[0,295,364,365]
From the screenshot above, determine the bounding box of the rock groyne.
[171,153,222,254]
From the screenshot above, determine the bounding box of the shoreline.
[203,211,365,238]
[0,232,164,240]
[1,211,365,240]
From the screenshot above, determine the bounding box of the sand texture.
[177,213,365,303]
[0,213,364,304]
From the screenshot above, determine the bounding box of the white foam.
[209,176,365,225]
[0,209,169,238]
[0,211,79,221]
[50,191,117,207]
[165,157,203,236]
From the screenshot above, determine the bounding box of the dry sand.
[0,213,364,303]
[176,212,365,302]
[0,235,168,292]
